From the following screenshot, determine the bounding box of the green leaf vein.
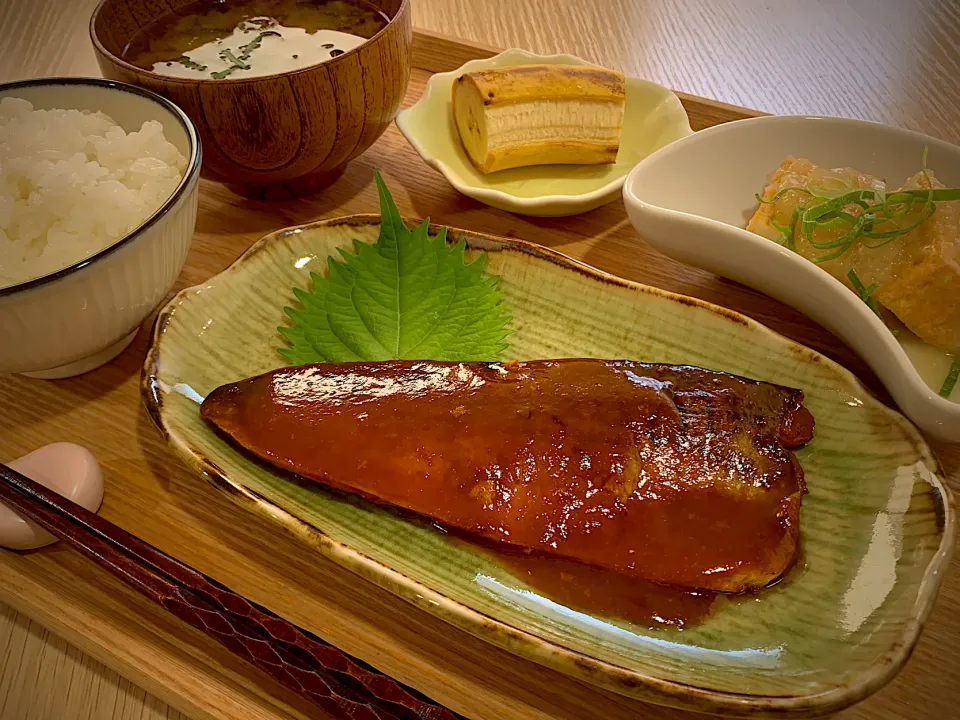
[278,172,511,365]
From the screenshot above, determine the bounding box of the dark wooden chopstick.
[0,463,463,720]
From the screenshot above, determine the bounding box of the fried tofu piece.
[747,158,960,353]
[874,172,960,352]
[747,157,884,243]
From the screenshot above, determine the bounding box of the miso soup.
[122,0,389,80]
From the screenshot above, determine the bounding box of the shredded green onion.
[175,56,207,72]
[758,152,960,263]
[239,30,282,59]
[847,269,882,318]
[208,30,281,79]
[757,155,960,387]
[219,49,250,70]
[940,360,960,399]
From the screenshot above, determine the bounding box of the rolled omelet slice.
[452,64,626,174]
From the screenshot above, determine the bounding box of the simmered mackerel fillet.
[201,359,814,592]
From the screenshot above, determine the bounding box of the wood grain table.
[1,2,959,719]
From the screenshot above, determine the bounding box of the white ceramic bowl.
[396,48,692,217]
[0,78,201,379]
[622,115,960,442]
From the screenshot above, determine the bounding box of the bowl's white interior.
[623,115,960,440]
[628,116,960,226]
[1,82,192,157]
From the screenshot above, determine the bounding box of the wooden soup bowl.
[90,0,411,198]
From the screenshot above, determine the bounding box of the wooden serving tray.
[1,30,957,720]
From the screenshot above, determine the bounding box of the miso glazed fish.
[201,360,814,593]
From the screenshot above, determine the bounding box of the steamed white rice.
[0,97,187,289]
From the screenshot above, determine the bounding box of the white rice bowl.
[0,96,187,289]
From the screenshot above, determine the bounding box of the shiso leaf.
[278,171,511,365]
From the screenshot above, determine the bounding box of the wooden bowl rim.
[88,0,409,85]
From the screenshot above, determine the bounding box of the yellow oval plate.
[396,48,693,217]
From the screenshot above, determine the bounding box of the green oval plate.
[143,215,954,717]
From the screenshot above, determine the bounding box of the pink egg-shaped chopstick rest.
[0,443,104,550]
